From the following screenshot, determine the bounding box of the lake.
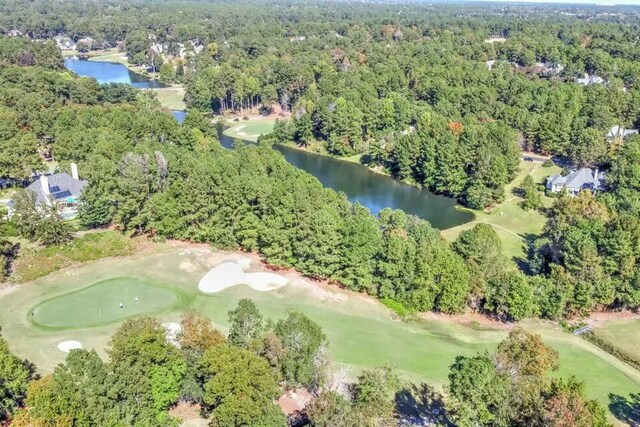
[218,134,474,229]
[64,58,166,88]
[65,59,473,229]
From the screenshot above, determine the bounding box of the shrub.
[542,159,554,167]
[380,298,415,317]
[10,231,135,283]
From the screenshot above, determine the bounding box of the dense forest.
[0,300,611,426]
[0,2,639,425]
[3,0,639,207]
[1,2,640,320]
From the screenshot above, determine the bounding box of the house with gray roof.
[575,73,605,86]
[607,125,639,140]
[546,167,604,196]
[8,163,87,219]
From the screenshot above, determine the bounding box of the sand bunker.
[198,262,289,294]
[163,322,182,347]
[57,340,82,353]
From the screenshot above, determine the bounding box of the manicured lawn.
[1,243,638,420]
[442,160,562,262]
[32,277,180,329]
[223,119,276,142]
[153,87,186,110]
[86,49,128,64]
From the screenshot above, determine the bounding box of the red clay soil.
[277,388,314,415]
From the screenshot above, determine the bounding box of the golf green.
[31,278,179,329]
[3,244,640,422]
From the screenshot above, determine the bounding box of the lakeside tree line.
[0,301,611,426]
[2,0,640,207]
[1,35,640,320]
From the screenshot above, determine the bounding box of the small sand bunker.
[163,322,182,347]
[198,262,289,294]
[57,340,82,353]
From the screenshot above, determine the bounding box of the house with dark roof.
[546,167,604,196]
[8,163,87,219]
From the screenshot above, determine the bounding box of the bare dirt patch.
[169,402,208,427]
[582,310,640,328]
[419,311,514,331]
[277,388,313,415]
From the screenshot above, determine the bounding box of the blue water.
[218,134,474,229]
[171,111,187,123]
[64,59,473,229]
[64,58,166,88]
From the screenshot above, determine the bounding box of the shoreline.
[266,139,475,220]
[65,54,187,110]
[220,120,476,230]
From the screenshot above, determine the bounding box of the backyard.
[442,159,562,261]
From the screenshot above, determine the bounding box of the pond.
[64,58,166,88]
[64,59,473,229]
[219,134,474,229]
[65,58,186,122]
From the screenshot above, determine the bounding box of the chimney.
[594,167,599,180]
[71,163,79,180]
[40,174,50,195]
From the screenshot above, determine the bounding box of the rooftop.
[25,172,87,205]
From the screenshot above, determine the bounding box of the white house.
[546,168,604,196]
[575,73,606,85]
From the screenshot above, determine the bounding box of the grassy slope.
[154,87,186,110]
[591,319,640,363]
[85,49,128,64]
[442,160,562,262]
[1,244,638,419]
[9,231,136,283]
[223,119,277,142]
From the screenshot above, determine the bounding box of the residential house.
[607,125,639,140]
[53,35,75,50]
[8,163,87,219]
[546,167,604,196]
[575,73,606,85]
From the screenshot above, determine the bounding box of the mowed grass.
[223,119,276,142]
[591,319,640,364]
[32,277,180,329]
[153,87,186,110]
[86,49,128,64]
[0,244,639,419]
[442,160,562,262]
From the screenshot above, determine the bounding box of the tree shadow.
[609,393,640,426]
[511,186,525,198]
[512,232,539,274]
[395,383,453,426]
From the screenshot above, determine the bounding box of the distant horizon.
[423,0,640,6]
[484,0,640,5]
